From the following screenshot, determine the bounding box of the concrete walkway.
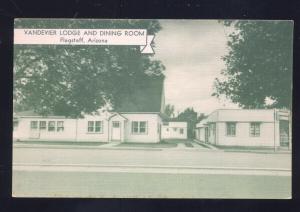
[193,140,220,151]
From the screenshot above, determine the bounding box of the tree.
[197,113,207,123]
[177,108,198,139]
[163,104,175,118]
[213,21,293,109]
[14,19,165,117]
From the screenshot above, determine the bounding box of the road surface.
[12,146,291,198]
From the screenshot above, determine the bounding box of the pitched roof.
[14,110,64,117]
[15,76,165,116]
[113,76,164,113]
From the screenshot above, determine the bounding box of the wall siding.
[217,122,276,147]
[121,113,161,143]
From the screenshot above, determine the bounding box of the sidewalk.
[13,141,163,151]
[193,139,291,154]
[193,139,221,151]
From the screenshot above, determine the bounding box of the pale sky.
[154,20,240,115]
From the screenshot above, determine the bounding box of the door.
[112,121,121,140]
[29,121,40,139]
[205,127,209,143]
[279,120,289,147]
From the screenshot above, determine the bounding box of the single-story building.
[195,109,291,149]
[161,121,187,139]
[13,77,166,143]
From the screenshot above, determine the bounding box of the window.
[140,121,146,133]
[87,121,103,133]
[173,127,177,131]
[131,121,147,134]
[250,122,260,137]
[13,121,19,130]
[88,121,94,132]
[57,121,64,132]
[162,122,169,126]
[95,121,103,132]
[166,128,169,131]
[226,122,236,136]
[112,121,120,128]
[48,121,55,131]
[180,128,184,134]
[39,121,47,130]
[30,121,38,130]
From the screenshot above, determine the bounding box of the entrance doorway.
[279,120,289,147]
[111,121,121,141]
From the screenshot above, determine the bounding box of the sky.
[154,20,240,115]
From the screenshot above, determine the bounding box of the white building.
[161,121,187,139]
[13,78,166,143]
[195,109,291,149]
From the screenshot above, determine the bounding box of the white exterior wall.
[216,122,276,147]
[76,115,109,142]
[161,122,187,139]
[195,127,206,141]
[14,116,110,142]
[14,117,77,141]
[195,109,290,148]
[14,113,161,143]
[121,113,161,143]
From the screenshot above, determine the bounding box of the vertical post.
[75,118,78,142]
[273,109,276,152]
[289,111,292,151]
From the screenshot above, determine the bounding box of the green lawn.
[162,139,194,148]
[117,140,178,148]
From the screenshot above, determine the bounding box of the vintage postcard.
[12,19,292,198]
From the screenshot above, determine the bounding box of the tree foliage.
[213,20,293,109]
[163,104,175,118]
[14,19,165,117]
[177,107,198,139]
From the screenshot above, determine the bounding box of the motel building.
[13,77,167,143]
[195,109,291,150]
[161,121,188,140]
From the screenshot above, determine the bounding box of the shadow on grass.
[162,139,194,148]
[117,140,178,148]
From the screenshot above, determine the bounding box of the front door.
[279,120,289,147]
[205,127,209,143]
[112,121,121,141]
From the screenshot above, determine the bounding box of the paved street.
[13,146,291,198]
[13,145,291,169]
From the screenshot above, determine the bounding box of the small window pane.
[140,121,147,133]
[250,122,260,137]
[112,121,120,128]
[226,122,236,136]
[180,128,184,134]
[13,121,19,129]
[57,121,64,132]
[30,121,38,129]
[48,121,55,131]
[88,121,94,132]
[95,121,102,132]
[39,121,47,130]
[132,121,139,133]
